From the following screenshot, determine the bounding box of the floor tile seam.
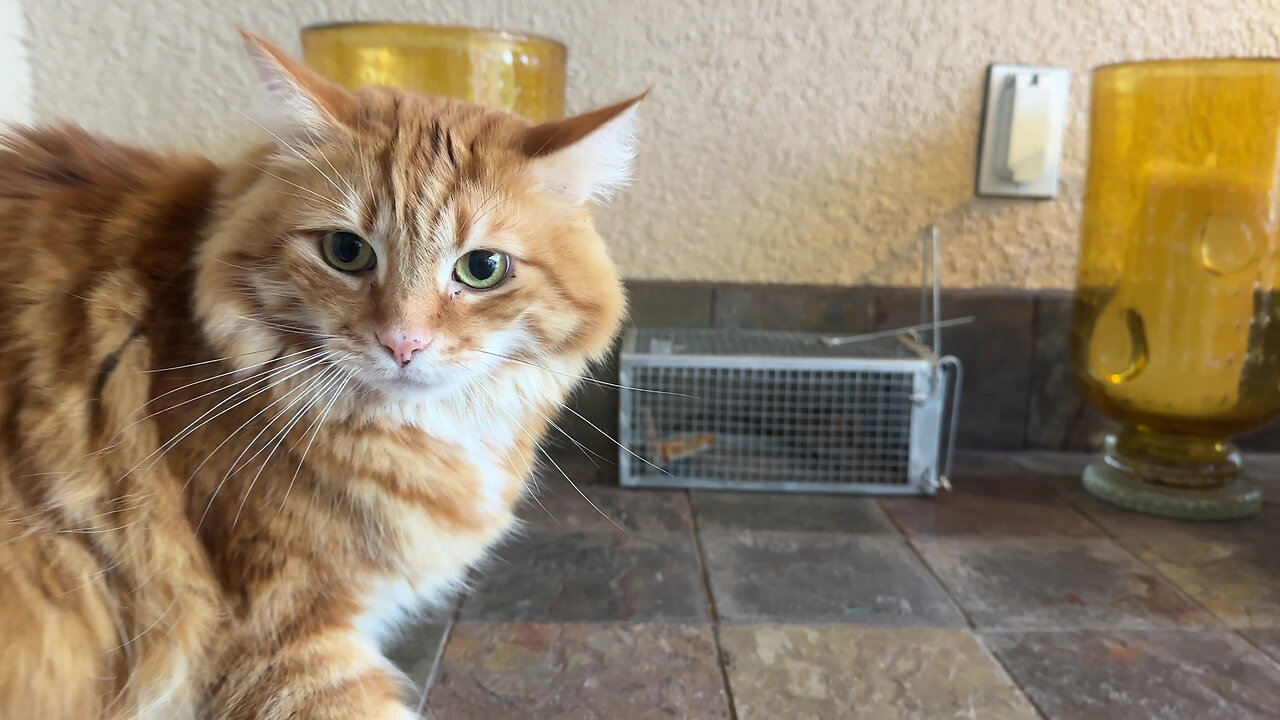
[688,489,741,720]
[1044,487,1241,631]
[876,501,976,630]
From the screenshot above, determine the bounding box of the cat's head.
[198,32,636,408]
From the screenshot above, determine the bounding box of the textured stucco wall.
[0,0,32,125]
[21,0,1280,288]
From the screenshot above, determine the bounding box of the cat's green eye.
[322,231,376,273]
[453,250,511,290]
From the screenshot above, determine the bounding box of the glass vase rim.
[1094,56,1280,75]
[301,21,566,53]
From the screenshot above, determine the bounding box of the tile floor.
[385,453,1280,719]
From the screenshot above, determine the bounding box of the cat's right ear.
[239,29,356,136]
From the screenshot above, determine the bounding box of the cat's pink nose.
[377,329,431,368]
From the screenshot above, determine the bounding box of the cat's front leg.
[209,625,415,720]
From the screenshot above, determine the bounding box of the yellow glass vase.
[301,22,566,122]
[1073,58,1280,519]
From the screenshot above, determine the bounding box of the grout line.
[414,607,460,718]
[1078,513,1279,656]
[1235,631,1280,672]
[1047,482,1280,693]
[874,499,975,631]
[686,490,739,720]
[972,633,1052,720]
[1049,483,1234,632]
[876,499,1050,719]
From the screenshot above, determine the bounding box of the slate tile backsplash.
[1026,292,1118,451]
[555,280,1280,483]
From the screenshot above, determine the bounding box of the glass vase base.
[1083,462,1261,521]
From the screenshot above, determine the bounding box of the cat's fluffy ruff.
[0,31,637,719]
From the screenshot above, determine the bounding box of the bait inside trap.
[617,228,964,495]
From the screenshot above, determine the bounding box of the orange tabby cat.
[0,30,637,719]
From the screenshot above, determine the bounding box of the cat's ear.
[521,93,646,205]
[238,29,356,135]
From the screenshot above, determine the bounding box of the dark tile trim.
[558,280,1280,484]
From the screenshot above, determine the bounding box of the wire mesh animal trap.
[617,228,963,495]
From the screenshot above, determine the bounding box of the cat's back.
[0,125,222,365]
[0,126,227,720]
[0,124,218,198]
[0,125,221,289]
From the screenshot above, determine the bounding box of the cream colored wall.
[0,0,32,125]
[20,0,1280,288]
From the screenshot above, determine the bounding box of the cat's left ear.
[521,92,647,205]
[238,28,357,136]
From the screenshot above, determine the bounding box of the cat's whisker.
[276,367,355,519]
[50,495,153,531]
[135,353,319,423]
[560,404,671,477]
[472,386,558,526]
[54,518,143,536]
[185,353,342,516]
[247,163,348,215]
[238,110,354,205]
[216,365,339,479]
[235,313,340,342]
[475,386,624,533]
[237,315,325,337]
[214,258,264,272]
[527,404,609,468]
[107,596,178,655]
[468,189,508,230]
[134,351,339,489]
[231,363,349,528]
[141,346,293,374]
[242,321,311,336]
[0,526,38,548]
[141,345,318,401]
[57,556,124,598]
[250,168,346,213]
[304,137,360,201]
[475,350,698,398]
[110,348,327,446]
[534,445,623,533]
[466,186,506,231]
[272,190,346,212]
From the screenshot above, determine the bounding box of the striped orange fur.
[0,31,637,719]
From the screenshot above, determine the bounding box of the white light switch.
[977,64,1070,199]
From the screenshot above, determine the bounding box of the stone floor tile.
[913,538,1216,630]
[880,475,1103,538]
[700,532,964,625]
[459,531,708,623]
[1065,495,1280,629]
[428,623,731,719]
[691,491,895,534]
[520,484,692,534]
[986,629,1280,720]
[719,625,1037,720]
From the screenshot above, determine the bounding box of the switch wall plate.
[976,64,1070,199]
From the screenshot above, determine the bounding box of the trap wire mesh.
[618,329,960,495]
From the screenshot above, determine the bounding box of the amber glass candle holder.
[301,22,566,122]
[1073,59,1280,520]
